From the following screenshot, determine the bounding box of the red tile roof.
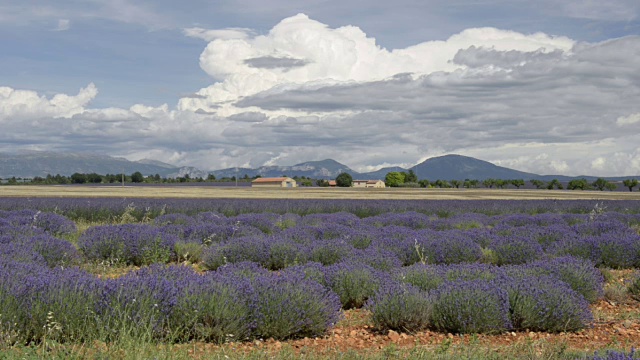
[252,177,290,183]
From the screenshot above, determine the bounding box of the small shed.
[251,177,297,188]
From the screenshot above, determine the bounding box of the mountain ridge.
[1,151,638,181]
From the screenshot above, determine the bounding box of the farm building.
[251,177,297,188]
[352,180,385,188]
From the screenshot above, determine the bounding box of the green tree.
[495,179,507,189]
[70,173,87,184]
[207,174,216,181]
[450,179,462,188]
[622,179,638,192]
[385,172,405,187]
[54,174,69,184]
[463,179,479,188]
[131,171,144,183]
[568,178,590,190]
[510,179,525,189]
[546,179,563,190]
[335,172,353,187]
[605,182,618,191]
[482,179,496,188]
[404,169,418,183]
[86,173,103,184]
[316,179,330,187]
[418,179,430,188]
[530,179,546,189]
[432,179,451,188]
[592,178,609,191]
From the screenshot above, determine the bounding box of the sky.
[1,0,640,176]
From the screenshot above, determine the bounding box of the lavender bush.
[31,234,82,267]
[31,211,77,235]
[251,272,341,340]
[417,230,483,264]
[589,348,636,360]
[323,262,381,309]
[78,224,178,266]
[375,226,421,265]
[505,275,592,332]
[200,237,270,270]
[395,263,446,292]
[349,245,403,271]
[308,239,354,266]
[265,236,308,270]
[366,281,431,332]
[488,234,545,265]
[168,271,254,343]
[214,261,270,280]
[429,280,512,334]
[280,262,327,286]
[99,265,193,341]
[527,256,604,303]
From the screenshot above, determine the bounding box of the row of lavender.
[2,197,640,221]
[0,256,607,344]
[1,207,640,345]
[79,210,640,269]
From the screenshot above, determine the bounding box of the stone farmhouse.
[352,180,385,188]
[251,177,297,187]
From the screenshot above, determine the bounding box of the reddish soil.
[178,300,639,358]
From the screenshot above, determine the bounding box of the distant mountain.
[0,151,181,178]
[360,166,407,180]
[410,154,539,181]
[2,151,638,182]
[210,159,360,179]
[167,166,210,179]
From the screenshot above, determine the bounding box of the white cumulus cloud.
[178,14,574,117]
[2,14,640,176]
[0,83,97,121]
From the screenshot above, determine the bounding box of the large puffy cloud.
[2,14,640,176]
[0,83,97,120]
[178,14,574,116]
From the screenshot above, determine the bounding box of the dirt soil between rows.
[176,300,639,358]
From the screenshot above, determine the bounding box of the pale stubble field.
[3,185,640,200]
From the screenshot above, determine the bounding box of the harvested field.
[2,185,640,200]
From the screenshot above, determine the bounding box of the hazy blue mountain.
[0,151,180,178]
[210,159,359,179]
[410,154,539,181]
[167,166,210,179]
[359,166,407,180]
[2,151,638,182]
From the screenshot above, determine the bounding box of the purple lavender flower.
[251,272,342,340]
[429,279,512,334]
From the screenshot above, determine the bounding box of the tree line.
[3,170,639,192]
[324,170,639,192]
[0,172,320,186]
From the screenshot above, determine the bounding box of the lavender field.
[1,198,640,358]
